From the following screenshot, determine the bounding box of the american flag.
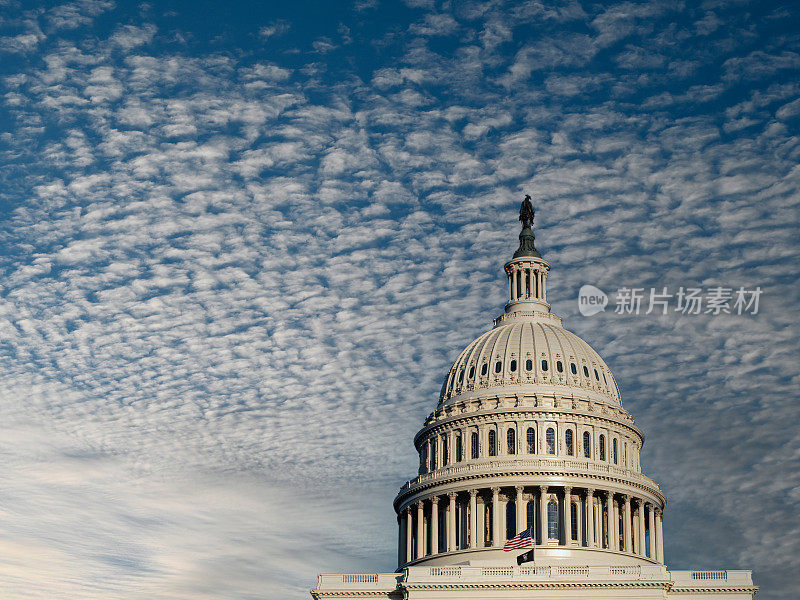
[503,526,534,551]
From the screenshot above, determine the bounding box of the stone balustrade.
[315,573,401,590]
[315,567,755,592]
[672,570,754,586]
[409,564,669,582]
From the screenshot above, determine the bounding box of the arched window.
[546,427,555,455]
[471,431,479,459]
[495,361,502,373]
[526,427,536,454]
[571,503,579,540]
[599,435,606,461]
[420,445,426,471]
[583,365,590,377]
[547,500,558,539]
[442,436,449,466]
[510,359,517,372]
[565,429,574,456]
[623,442,627,466]
[506,501,516,540]
[525,358,533,371]
[507,428,516,455]
[583,432,591,458]
[455,433,463,462]
[481,363,487,376]
[468,365,475,379]
[570,362,577,374]
[595,368,600,380]
[488,430,497,456]
[612,438,618,464]
[526,500,536,530]
[429,440,436,471]
[541,359,549,371]
[556,360,563,373]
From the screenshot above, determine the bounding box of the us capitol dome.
[312,199,757,600]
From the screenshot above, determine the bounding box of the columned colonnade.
[398,485,664,566]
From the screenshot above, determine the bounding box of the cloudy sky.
[0,0,798,598]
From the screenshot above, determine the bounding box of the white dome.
[439,311,620,407]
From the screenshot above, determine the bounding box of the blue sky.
[0,0,798,598]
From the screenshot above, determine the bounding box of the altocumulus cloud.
[0,0,798,599]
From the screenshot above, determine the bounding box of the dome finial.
[514,194,541,258]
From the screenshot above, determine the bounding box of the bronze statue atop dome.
[520,194,535,229]
[514,194,541,258]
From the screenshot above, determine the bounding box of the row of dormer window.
[446,358,609,397]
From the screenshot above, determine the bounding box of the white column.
[656,509,664,562]
[405,506,413,563]
[512,269,518,301]
[605,492,613,550]
[430,497,439,555]
[469,489,478,549]
[623,496,632,553]
[416,501,425,559]
[491,487,501,547]
[516,486,525,536]
[539,486,548,543]
[648,503,656,559]
[564,487,572,546]
[398,513,405,567]
[448,492,456,552]
[586,489,595,547]
[542,271,546,299]
[638,499,646,556]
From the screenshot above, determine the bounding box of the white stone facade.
[311,221,756,600]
